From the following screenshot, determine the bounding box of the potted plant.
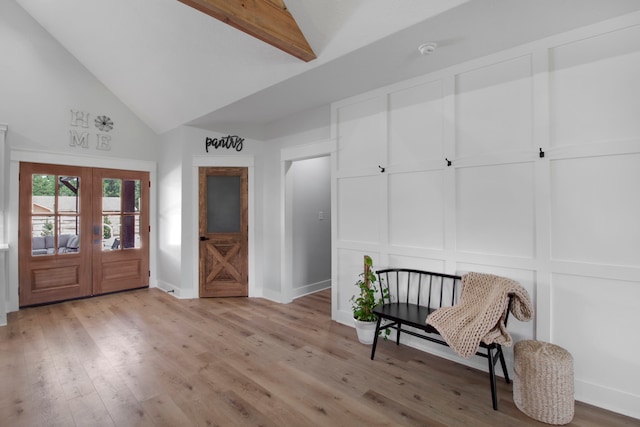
[351,255,388,344]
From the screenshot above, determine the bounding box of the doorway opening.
[284,155,332,301]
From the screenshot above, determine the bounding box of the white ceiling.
[15,0,640,135]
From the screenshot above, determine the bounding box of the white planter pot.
[353,318,377,344]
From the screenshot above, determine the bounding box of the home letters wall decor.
[69,109,113,151]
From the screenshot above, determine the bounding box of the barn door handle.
[199,236,210,241]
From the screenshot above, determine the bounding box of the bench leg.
[370,317,382,360]
[396,322,402,346]
[497,345,511,384]
[487,347,499,410]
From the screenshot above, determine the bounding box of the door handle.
[199,236,210,241]
[94,225,101,235]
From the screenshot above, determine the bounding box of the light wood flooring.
[0,288,637,426]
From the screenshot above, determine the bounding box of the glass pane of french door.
[30,174,81,256]
[101,178,142,251]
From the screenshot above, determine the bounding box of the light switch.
[318,211,324,220]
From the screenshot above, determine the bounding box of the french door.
[19,162,149,306]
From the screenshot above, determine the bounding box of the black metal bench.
[371,268,513,410]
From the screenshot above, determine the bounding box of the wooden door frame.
[198,167,248,297]
[6,150,156,312]
[191,156,255,299]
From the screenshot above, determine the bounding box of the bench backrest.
[375,268,462,310]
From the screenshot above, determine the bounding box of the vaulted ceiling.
[177,0,317,62]
[15,0,640,135]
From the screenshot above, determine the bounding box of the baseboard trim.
[156,280,195,299]
[292,279,331,300]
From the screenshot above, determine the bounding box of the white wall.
[331,12,640,419]
[156,125,265,299]
[156,127,185,294]
[0,1,157,161]
[155,120,316,303]
[263,106,333,301]
[290,156,332,297]
[0,1,159,314]
[0,125,7,325]
[4,0,638,418]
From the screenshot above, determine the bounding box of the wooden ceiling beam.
[178,0,316,62]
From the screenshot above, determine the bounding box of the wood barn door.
[199,167,248,297]
[19,163,149,306]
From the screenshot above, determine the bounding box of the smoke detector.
[418,42,438,55]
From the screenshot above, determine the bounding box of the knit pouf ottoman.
[513,340,574,425]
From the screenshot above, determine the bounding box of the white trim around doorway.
[280,139,336,304]
[191,155,255,299]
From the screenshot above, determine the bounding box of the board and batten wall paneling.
[337,176,382,245]
[455,55,534,158]
[388,170,444,250]
[550,154,640,266]
[336,97,385,175]
[456,163,535,258]
[386,78,448,258]
[550,24,640,147]
[546,22,640,417]
[388,80,445,167]
[551,273,640,412]
[387,254,445,274]
[331,13,640,418]
[334,95,388,322]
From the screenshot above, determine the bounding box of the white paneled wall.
[389,170,444,250]
[331,13,640,419]
[456,163,535,258]
[337,176,382,245]
[549,25,640,146]
[550,154,640,265]
[388,80,444,167]
[456,56,533,158]
[335,97,385,174]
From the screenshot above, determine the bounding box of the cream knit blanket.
[426,272,534,358]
